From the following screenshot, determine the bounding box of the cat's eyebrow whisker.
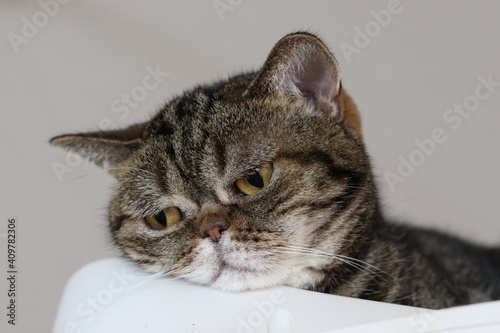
[66,166,156,182]
[67,173,92,181]
[103,166,132,173]
[104,166,158,179]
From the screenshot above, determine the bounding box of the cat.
[50,32,500,309]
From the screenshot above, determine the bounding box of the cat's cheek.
[112,218,188,271]
[179,241,223,285]
[283,268,328,290]
[271,213,345,269]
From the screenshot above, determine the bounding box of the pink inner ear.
[294,54,336,101]
[284,51,338,114]
[246,33,341,116]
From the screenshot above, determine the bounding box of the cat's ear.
[246,32,343,118]
[50,123,144,169]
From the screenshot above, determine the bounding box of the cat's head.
[51,33,377,291]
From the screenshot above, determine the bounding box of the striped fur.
[51,33,500,309]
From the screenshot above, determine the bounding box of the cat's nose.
[200,221,228,242]
[198,214,230,242]
[204,226,223,242]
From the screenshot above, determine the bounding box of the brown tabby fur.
[51,32,500,309]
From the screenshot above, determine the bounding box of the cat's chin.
[180,254,284,292]
[206,265,325,292]
[209,267,282,292]
[179,260,278,292]
[184,262,320,293]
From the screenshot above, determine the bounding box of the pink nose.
[197,210,230,242]
[204,226,222,242]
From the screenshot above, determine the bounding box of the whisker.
[275,249,376,277]
[276,243,389,280]
[108,270,168,300]
[66,165,157,182]
[105,166,158,179]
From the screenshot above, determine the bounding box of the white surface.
[52,258,500,333]
[1,1,500,332]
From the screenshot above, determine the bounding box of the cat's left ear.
[50,123,144,171]
[246,32,343,119]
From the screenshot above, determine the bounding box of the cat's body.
[51,33,500,309]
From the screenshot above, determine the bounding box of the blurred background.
[1,0,499,331]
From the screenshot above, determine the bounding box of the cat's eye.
[145,207,182,230]
[235,162,273,196]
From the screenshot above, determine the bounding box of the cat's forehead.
[148,81,334,142]
[146,84,271,151]
[132,73,360,191]
[142,100,279,176]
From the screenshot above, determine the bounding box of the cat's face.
[51,33,377,291]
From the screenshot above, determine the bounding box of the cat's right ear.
[50,123,144,171]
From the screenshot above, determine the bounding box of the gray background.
[1,1,499,331]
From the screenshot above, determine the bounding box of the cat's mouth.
[219,255,268,273]
[216,246,268,273]
[220,261,261,273]
[211,233,278,271]
[210,261,275,292]
[179,231,291,291]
